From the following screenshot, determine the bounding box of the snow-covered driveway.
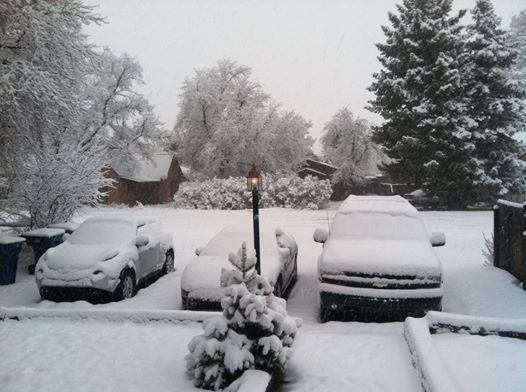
[1,205,525,392]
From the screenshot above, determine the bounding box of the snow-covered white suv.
[36,216,174,302]
[314,195,444,322]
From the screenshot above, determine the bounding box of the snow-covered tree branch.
[173,59,313,178]
[321,107,383,186]
[0,0,164,228]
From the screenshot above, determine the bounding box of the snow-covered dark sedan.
[181,225,298,310]
[36,216,174,302]
[314,195,445,322]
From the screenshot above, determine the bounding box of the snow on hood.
[319,238,441,278]
[39,241,138,277]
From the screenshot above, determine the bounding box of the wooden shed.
[297,159,337,181]
[103,153,185,206]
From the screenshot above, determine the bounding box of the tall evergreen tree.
[510,10,526,136]
[466,0,526,200]
[368,0,480,207]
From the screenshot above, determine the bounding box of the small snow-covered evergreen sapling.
[186,242,299,390]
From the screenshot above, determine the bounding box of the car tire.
[320,304,330,323]
[274,276,283,298]
[292,254,298,284]
[162,250,175,275]
[114,270,135,301]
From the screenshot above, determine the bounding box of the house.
[297,159,337,181]
[103,152,185,206]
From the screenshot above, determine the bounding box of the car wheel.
[162,250,175,275]
[114,270,135,301]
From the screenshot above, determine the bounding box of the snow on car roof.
[319,195,441,278]
[338,195,419,217]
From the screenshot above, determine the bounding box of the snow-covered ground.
[1,205,525,391]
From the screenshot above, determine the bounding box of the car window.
[330,212,429,242]
[69,220,135,245]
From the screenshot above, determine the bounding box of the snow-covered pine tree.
[368,0,481,207]
[186,243,298,390]
[511,10,526,87]
[466,0,526,200]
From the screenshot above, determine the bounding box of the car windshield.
[68,220,135,245]
[329,212,429,242]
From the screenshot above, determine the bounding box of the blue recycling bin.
[21,228,65,274]
[0,236,26,285]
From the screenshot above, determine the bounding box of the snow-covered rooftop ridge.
[114,152,174,182]
[305,159,337,169]
[298,167,330,177]
[338,195,419,216]
[497,199,525,209]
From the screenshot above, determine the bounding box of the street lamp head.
[247,165,262,192]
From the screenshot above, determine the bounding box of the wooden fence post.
[522,204,526,290]
[493,203,500,268]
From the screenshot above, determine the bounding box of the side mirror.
[135,235,149,247]
[430,232,446,247]
[195,247,204,256]
[313,228,329,243]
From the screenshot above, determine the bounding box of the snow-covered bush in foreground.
[186,243,299,390]
[174,175,331,210]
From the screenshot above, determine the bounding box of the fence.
[494,200,526,289]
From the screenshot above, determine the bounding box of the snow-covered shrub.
[174,175,331,210]
[186,243,299,390]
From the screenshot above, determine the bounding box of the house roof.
[298,167,330,178]
[305,159,337,170]
[114,153,174,183]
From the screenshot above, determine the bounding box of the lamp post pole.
[252,187,261,274]
[247,165,262,275]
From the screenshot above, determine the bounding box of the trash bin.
[0,236,26,285]
[21,228,65,274]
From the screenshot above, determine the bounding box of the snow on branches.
[173,59,313,178]
[0,0,164,228]
[368,0,526,206]
[321,107,385,186]
[174,175,332,210]
[186,242,299,390]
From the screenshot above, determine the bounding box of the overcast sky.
[84,0,524,150]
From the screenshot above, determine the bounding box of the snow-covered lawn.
[0,317,199,392]
[1,205,525,391]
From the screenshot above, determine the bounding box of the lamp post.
[247,165,262,274]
